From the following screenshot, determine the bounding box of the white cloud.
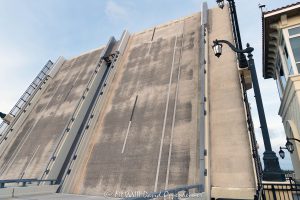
[0,45,30,70]
[105,0,129,21]
[0,39,45,114]
[0,48,26,105]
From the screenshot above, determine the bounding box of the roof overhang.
[262,2,300,79]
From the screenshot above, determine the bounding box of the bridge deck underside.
[0,49,102,180]
[68,14,202,196]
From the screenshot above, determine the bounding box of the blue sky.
[0,0,298,170]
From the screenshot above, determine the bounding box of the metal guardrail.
[123,184,203,200]
[226,0,264,190]
[0,178,57,188]
[256,178,300,200]
[241,74,264,186]
[0,60,53,138]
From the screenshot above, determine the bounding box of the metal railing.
[123,184,204,200]
[227,0,264,190]
[256,178,300,200]
[0,60,53,139]
[241,75,264,186]
[0,178,57,188]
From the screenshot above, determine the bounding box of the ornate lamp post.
[212,39,285,181]
[279,147,287,159]
[216,0,248,69]
[279,137,300,159]
[216,0,225,9]
[286,140,295,153]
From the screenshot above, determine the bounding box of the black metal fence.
[241,74,264,185]
[256,178,300,200]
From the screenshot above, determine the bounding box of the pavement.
[0,48,103,180]
[0,6,256,199]
[66,13,202,196]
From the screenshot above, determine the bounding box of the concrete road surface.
[67,14,202,196]
[0,48,103,180]
[0,6,256,199]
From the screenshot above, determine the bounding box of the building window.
[289,37,300,72]
[275,55,286,98]
[288,26,300,36]
[283,45,294,75]
[286,25,300,73]
[276,73,283,98]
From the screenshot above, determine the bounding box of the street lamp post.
[279,137,300,158]
[279,147,287,159]
[212,39,285,181]
[217,0,248,68]
[285,139,295,153]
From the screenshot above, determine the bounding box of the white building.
[262,2,300,182]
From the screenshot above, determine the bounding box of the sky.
[0,0,298,170]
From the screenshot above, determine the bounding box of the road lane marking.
[154,36,178,192]
[121,95,138,154]
[122,121,132,154]
[165,33,184,190]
